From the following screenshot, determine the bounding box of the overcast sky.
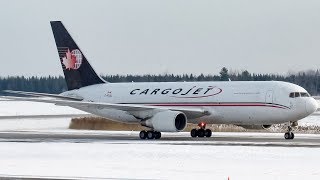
[0,0,320,77]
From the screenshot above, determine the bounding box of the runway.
[0,130,319,148]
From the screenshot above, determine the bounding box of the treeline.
[0,76,67,94]
[1,68,320,95]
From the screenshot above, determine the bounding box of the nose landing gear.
[284,126,294,140]
[284,122,297,140]
[190,122,212,138]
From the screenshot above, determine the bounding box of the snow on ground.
[0,101,87,116]
[0,118,71,131]
[0,101,85,131]
[0,140,318,180]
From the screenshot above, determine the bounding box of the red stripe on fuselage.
[144,103,289,109]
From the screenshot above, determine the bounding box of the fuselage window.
[294,92,300,97]
[289,92,294,98]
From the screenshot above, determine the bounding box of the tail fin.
[50,21,105,91]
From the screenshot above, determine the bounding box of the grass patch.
[69,117,320,133]
[69,117,255,132]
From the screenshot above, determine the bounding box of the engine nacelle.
[141,111,187,132]
[238,125,272,130]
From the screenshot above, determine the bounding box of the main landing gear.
[139,130,161,140]
[190,122,212,138]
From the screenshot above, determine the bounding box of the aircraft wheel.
[147,131,155,139]
[284,132,294,140]
[205,129,212,137]
[139,131,147,139]
[154,131,161,139]
[191,129,198,137]
[284,132,290,139]
[197,129,205,137]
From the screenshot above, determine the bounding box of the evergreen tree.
[219,67,229,81]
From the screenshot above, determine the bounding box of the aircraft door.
[265,90,273,104]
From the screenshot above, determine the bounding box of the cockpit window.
[289,92,310,98]
[300,92,310,97]
[289,92,294,98]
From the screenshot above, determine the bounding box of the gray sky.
[1,0,320,77]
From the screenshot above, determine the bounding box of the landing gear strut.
[139,130,161,140]
[284,126,294,140]
[190,122,212,138]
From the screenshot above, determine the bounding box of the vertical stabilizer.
[50,21,105,90]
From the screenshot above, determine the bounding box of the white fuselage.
[61,81,318,126]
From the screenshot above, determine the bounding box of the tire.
[197,129,205,137]
[290,132,295,139]
[205,129,212,137]
[154,132,161,139]
[191,129,198,137]
[284,132,291,140]
[139,131,147,139]
[147,131,155,139]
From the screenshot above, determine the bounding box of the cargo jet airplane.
[3,21,318,140]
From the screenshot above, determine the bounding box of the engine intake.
[141,111,187,132]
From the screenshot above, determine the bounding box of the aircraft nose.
[306,98,318,114]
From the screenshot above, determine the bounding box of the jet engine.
[238,125,272,130]
[141,111,187,132]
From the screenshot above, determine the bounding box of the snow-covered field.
[0,140,319,180]
[0,101,86,131]
[0,100,319,179]
[0,100,86,116]
[0,118,71,131]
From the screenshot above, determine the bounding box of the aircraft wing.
[1,96,210,119]
[3,90,83,101]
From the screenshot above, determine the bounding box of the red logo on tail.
[62,49,82,70]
